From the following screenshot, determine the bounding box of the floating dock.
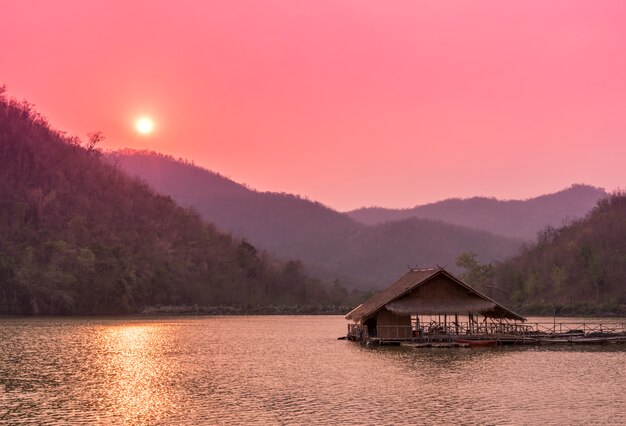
[344,267,626,348]
[347,321,626,347]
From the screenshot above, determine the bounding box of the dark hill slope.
[332,218,525,288]
[0,92,337,314]
[113,151,523,289]
[347,185,607,240]
[110,151,361,263]
[488,193,626,308]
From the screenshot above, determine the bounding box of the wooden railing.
[347,321,626,342]
[525,321,626,335]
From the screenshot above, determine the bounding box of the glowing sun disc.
[135,117,155,134]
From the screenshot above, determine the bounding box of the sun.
[135,117,155,135]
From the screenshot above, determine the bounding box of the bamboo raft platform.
[347,321,626,347]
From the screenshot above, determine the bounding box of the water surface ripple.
[1,316,624,425]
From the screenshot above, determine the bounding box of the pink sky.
[3,1,625,211]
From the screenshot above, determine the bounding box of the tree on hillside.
[486,192,626,312]
[455,252,493,292]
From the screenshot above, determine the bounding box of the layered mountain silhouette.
[1,87,615,314]
[0,92,344,314]
[112,151,530,288]
[347,184,607,240]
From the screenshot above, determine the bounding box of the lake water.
[1,316,625,425]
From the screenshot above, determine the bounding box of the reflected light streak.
[95,324,179,424]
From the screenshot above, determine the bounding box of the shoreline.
[513,303,626,318]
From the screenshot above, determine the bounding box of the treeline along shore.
[457,193,626,317]
[141,304,353,316]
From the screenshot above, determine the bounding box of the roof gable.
[345,267,525,322]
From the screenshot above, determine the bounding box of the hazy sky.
[3,1,625,211]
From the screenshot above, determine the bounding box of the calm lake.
[1,316,625,425]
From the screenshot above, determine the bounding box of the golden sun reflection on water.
[1,317,625,424]
[94,324,179,424]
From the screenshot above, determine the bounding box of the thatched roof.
[345,267,525,322]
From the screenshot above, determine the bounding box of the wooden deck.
[347,321,626,346]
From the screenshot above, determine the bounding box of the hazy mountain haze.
[0,93,347,314]
[348,185,607,240]
[111,150,609,289]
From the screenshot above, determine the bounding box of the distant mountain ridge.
[109,150,361,264]
[0,93,345,315]
[112,150,524,289]
[347,185,607,240]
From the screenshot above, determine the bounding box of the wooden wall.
[376,307,412,339]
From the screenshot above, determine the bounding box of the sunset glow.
[2,1,625,210]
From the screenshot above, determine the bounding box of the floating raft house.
[345,267,626,346]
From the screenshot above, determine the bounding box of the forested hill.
[486,193,626,311]
[109,149,362,261]
[112,151,523,289]
[0,91,348,315]
[347,185,607,240]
